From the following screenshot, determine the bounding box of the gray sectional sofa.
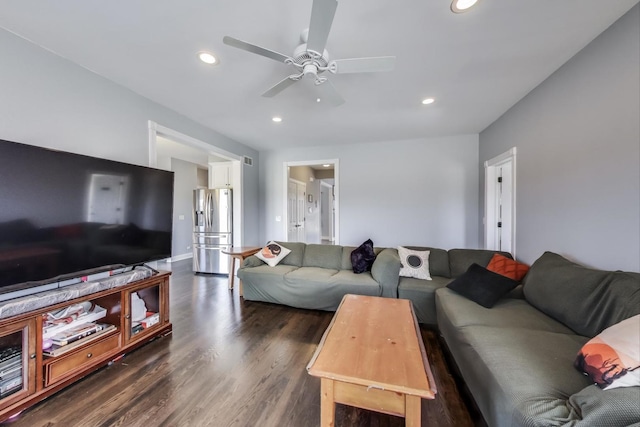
[238,242,640,427]
[437,252,640,426]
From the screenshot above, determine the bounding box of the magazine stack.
[0,346,22,398]
[42,302,116,357]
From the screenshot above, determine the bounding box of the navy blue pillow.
[447,263,518,308]
[351,239,376,274]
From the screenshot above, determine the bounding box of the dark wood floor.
[4,260,474,427]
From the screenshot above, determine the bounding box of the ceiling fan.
[223,0,395,106]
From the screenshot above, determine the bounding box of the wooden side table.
[222,246,261,296]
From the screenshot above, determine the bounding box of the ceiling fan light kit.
[222,0,396,106]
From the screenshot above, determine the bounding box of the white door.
[320,181,335,242]
[287,179,306,242]
[485,148,517,255]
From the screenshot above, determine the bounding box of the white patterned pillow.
[575,314,640,390]
[398,247,431,280]
[255,241,291,267]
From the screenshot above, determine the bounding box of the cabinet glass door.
[127,284,162,342]
[0,320,35,409]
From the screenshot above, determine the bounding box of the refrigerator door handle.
[207,191,214,229]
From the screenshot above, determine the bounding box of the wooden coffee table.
[307,294,436,426]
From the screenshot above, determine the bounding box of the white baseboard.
[169,252,193,263]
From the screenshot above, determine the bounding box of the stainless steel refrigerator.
[193,188,232,274]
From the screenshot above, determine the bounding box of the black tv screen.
[0,139,174,292]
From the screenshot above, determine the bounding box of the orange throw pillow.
[486,254,529,281]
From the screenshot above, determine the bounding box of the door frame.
[148,121,244,253]
[283,159,340,244]
[484,147,517,256]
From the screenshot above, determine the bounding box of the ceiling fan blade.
[262,76,298,98]
[316,80,345,106]
[331,56,396,74]
[223,36,291,63]
[306,0,338,55]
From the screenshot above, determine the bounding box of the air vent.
[243,156,253,166]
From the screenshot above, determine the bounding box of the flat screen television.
[0,139,174,297]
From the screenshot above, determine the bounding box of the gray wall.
[171,158,198,258]
[479,5,640,271]
[261,135,480,249]
[0,28,260,250]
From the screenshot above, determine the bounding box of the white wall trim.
[283,159,340,245]
[148,121,242,163]
[169,252,193,263]
[484,147,517,257]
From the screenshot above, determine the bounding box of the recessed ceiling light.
[323,164,331,168]
[316,98,321,103]
[422,97,436,105]
[451,0,479,13]
[272,116,283,123]
[198,51,218,65]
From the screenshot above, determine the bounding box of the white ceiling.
[0,1,637,151]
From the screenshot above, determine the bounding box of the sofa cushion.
[274,241,305,266]
[447,263,519,308]
[331,270,381,289]
[237,264,299,286]
[567,385,640,427]
[277,267,379,310]
[435,287,576,334]
[437,319,591,427]
[448,248,512,278]
[302,244,343,270]
[523,251,640,337]
[398,276,451,325]
[284,266,338,286]
[403,246,450,278]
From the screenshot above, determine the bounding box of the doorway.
[148,121,244,260]
[484,147,517,256]
[287,179,306,242]
[283,160,339,244]
[320,180,334,243]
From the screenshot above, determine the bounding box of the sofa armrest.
[371,248,400,298]
[241,255,265,268]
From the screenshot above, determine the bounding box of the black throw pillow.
[351,239,376,274]
[447,263,518,308]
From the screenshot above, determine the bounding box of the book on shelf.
[0,375,22,397]
[43,323,117,357]
[131,323,144,335]
[43,304,107,340]
[50,322,104,346]
[141,312,160,329]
